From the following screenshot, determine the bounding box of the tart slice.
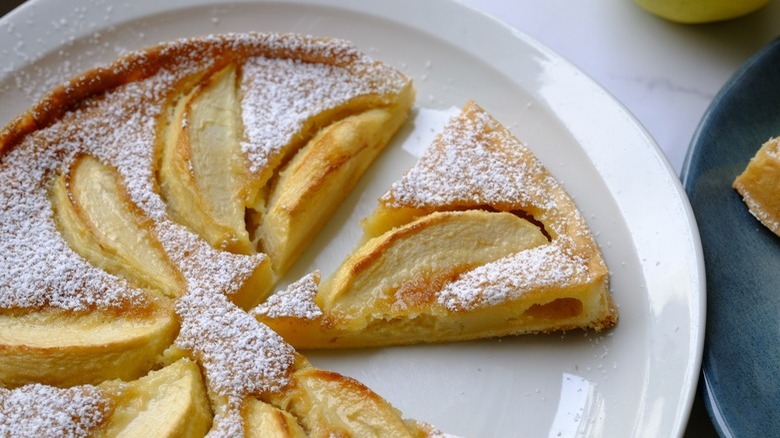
[256,101,617,348]
[733,136,780,236]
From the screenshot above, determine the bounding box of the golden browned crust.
[0,33,404,156]
[734,136,780,236]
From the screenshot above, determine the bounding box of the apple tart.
[255,101,618,348]
[0,33,430,436]
[0,28,618,435]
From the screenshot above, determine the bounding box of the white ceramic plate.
[0,1,704,436]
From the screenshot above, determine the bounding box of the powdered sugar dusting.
[252,271,322,319]
[384,103,557,212]
[175,286,295,401]
[206,408,245,438]
[157,221,266,299]
[0,384,111,437]
[438,244,588,311]
[240,54,405,174]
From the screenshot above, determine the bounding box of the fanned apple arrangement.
[0,33,616,436]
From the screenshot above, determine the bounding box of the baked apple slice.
[52,154,184,298]
[0,304,178,388]
[264,358,425,437]
[321,210,547,322]
[0,359,210,437]
[243,398,307,438]
[158,64,254,254]
[258,89,413,276]
[100,359,211,437]
[255,210,547,347]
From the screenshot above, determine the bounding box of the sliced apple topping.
[0,305,178,388]
[319,210,547,327]
[266,364,420,437]
[158,64,254,254]
[100,359,212,437]
[51,155,183,298]
[157,59,413,282]
[243,398,307,438]
[360,204,429,241]
[258,102,412,277]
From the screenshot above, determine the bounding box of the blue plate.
[682,37,780,437]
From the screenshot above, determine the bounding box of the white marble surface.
[3,0,778,436]
[459,0,780,176]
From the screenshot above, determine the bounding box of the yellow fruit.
[633,0,769,23]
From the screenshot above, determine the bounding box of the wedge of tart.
[208,356,433,438]
[733,136,780,236]
[256,101,617,348]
